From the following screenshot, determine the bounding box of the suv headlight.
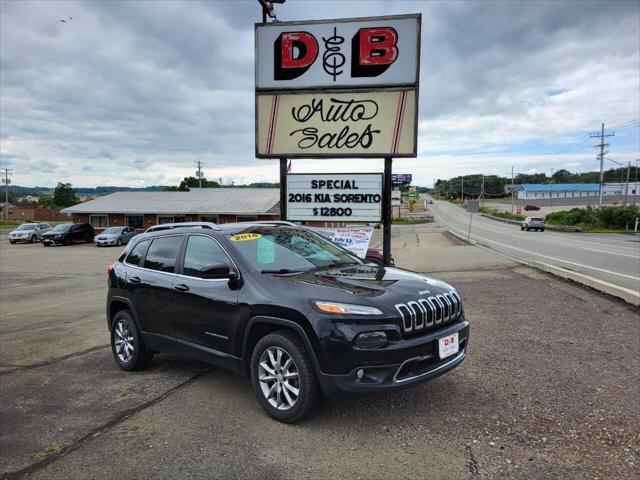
[313,301,383,315]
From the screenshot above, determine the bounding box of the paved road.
[430,199,640,292]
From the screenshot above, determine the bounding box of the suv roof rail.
[144,221,221,233]
[243,220,300,227]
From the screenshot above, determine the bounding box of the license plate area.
[438,332,459,359]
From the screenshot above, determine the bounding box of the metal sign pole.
[383,157,393,266]
[280,157,287,221]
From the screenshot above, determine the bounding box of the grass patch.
[479,208,525,221]
[546,205,640,230]
[392,218,430,224]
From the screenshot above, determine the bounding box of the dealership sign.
[255,14,420,159]
[255,15,420,90]
[257,90,416,157]
[286,173,382,221]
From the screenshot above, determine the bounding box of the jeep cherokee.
[106,223,469,422]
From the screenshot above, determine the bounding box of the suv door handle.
[129,276,141,284]
[174,283,190,292]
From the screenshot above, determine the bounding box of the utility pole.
[480,174,485,208]
[461,175,464,203]
[550,168,554,209]
[511,166,514,215]
[1,168,13,221]
[624,161,630,206]
[635,160,639,206]
[194,160,203,188]
[590,123,614,208]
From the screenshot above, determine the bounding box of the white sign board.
[256,89,416,158]
[256,14,420,90]
[286,173,382,222]
[309,226,374,258]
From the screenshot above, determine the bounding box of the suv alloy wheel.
[110,311,153,371]
[251,331,321,423]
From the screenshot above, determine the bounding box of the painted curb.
[533,261,640,307]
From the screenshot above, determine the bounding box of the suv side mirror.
[199,263,234,280]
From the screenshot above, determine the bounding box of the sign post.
[255,13,421,266]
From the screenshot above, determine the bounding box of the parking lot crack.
[0,369,209,480]
[465,444,479,477]
[0,345,110,375]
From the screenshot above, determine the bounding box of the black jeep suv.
[107,223,469,422]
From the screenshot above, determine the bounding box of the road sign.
[466,200,479,213]
[255,14,420,90]
[286,173,382,221]
[256,89,416,158]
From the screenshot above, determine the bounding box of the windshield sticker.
[257,237,275,264]
[230,233,262,242]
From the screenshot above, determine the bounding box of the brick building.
[61,189,280,232]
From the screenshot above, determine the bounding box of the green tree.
[52,182,78,207]
[551,169,574,183]
[37,195,57,208]
[164,177,221,191]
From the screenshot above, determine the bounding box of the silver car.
[95,226,137,247]
[8,223,52,244]
[521,216,545,232]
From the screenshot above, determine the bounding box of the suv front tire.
[250,331,321,423]
[110,310,153,371]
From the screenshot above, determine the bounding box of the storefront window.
[126,215,144,229]
[89,215,108,228]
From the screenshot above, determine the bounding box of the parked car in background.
[42,223,95,246]
[364,248,395,266]
[524,205,540,211]
[521,217,545,231]
[8,223,51,244]
[95,227,137,247]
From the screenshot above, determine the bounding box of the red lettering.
[351,27,398,77]
[274,32,318,80]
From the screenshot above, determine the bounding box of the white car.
[8,223,52,243]
[521,217,545,232]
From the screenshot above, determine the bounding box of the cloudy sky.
[1,0,638,188]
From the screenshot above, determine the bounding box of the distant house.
[517,183,599,200]
[517,183,640,201]
[60,188,280,232]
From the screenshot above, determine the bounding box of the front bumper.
[9,236,31,243]
[316,321,469,399]
[42,238,63,245]
[96,239,118,246]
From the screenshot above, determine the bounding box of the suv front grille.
[395,291,462,335]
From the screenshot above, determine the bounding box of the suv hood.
[271,265,457,306]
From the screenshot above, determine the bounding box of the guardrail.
[479,213,582,232]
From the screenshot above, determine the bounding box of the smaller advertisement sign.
[287,173,382,222]
[310,226,374,259]
[391,173,412,184]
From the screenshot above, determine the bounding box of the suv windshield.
[51,224,73,232]
[17,224,36,230]
[103,227,124,234]
[227,227,361,272]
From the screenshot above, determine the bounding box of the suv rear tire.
[110,310,153,371]
[250,331,321,423]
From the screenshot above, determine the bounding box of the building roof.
[61,188,280,215]
[518,183,600,192]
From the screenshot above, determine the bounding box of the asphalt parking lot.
[1,226,638,479]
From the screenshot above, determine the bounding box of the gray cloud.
[1,0,638,187]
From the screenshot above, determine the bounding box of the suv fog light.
[354,331,388,350]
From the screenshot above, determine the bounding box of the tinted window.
[183,236,230,278]
[125,240,150,267]
[144,236,183,273]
